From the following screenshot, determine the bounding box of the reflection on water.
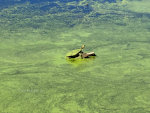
[0,0,150,113]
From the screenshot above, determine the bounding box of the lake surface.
[0,0,150,113]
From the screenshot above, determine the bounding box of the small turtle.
[66,45,85,58]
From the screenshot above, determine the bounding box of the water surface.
[0,0,150,113]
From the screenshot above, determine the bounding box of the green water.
[0,0,150,113]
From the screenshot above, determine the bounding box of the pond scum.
[0,0,150,113]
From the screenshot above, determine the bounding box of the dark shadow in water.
[27,0,119,4]
[115,23,127,26]
[127,10,150,19]
[135,12,150,18]
[0,0,121,10]
[40,3,60,11]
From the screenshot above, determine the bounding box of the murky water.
[0,0,150,113]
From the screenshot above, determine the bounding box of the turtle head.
[81,45,85,49]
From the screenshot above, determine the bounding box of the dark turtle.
[66,45,85,58]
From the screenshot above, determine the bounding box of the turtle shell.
[66,49,82,58]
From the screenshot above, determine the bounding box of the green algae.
[0,0,150,113]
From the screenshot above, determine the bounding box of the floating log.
[81,52,96,58]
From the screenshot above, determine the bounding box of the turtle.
[66,45,85,58]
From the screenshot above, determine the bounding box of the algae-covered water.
[0,0,150,113]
